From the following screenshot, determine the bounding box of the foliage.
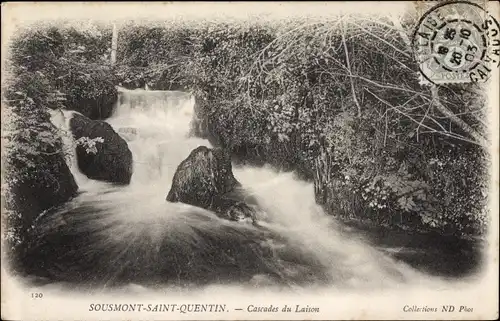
[2,22,115,264]
[3,23,115,180]
[115,17,489,237]
[9,24,117,119]
[2,16,488,244]
[75,136,104,155]
[55,62,118,119]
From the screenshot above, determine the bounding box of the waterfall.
[39,87,442,292]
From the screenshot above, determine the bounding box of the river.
[19,87,480,294]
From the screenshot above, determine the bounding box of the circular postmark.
[412,1,500,85]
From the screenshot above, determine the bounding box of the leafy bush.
[2,71,78,267]
[55,62,118,119]
[2,22,117,269]
[8,24,117,119]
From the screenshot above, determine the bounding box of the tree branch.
[430,86,488,149]
[389,15,489,150]
[366,88,487,148]
[341,21,361,117]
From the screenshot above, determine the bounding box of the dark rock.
[166,146,256,221]
[69,113,133,184]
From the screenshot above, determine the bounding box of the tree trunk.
[111,24,118,65]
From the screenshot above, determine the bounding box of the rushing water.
[33,87,448,292]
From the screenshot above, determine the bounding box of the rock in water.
[69,113,133,184]
[166,146,256,221]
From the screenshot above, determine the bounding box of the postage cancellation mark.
[412,0,500,85]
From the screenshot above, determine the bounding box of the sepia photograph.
[1,1,499,320]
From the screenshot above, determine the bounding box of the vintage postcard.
[1,1,499,320]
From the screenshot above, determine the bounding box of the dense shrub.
[2,22,117,269]
[2,67,78,270]
[55,62,118,119]
[8,24,117,119]
[115,17,490,238]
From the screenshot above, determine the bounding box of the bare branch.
[341,22,361,117]
[387,15,488,150]
[388,16,412,49]
[430,86,488,149]
[416,101,433,142]
[366,88,487,148]
[351,21,411,58]
[317,67,430,97]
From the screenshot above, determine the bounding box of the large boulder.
[166,146,257,221]
[69,113,133,184]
